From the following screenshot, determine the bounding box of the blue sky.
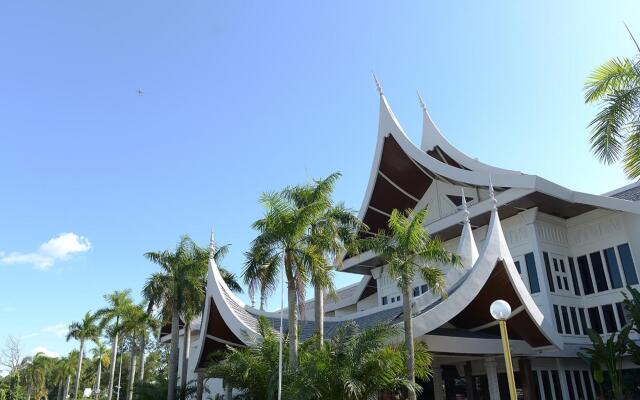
[1,0,639,363]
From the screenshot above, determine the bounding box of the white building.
[170,82,640,399]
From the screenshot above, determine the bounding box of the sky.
[1,0,639,366]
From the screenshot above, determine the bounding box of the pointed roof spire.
[417,91,427,113]
[456,188,479,269]
[489,176,497,210]
[372,72,384,96]
[209,227,216,258]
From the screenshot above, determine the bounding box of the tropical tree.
[21,352,51,400]
[245,172,356,367]
[60,352,78,400]
[364,208,459,400]
[243,247,280,311]
[91,341,110,400]
[121,304,158,400]
[584,28,640,179]
[67,311,100,399]
[579,326,632,399]
[210,317,432,400]
[96,290,134,400]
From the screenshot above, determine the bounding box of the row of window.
[533,369,596,400]
[553,302,626,336]
[513,243,638,297]
[381,294,401,305]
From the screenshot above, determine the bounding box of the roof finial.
[372,72,384,96]
[461,188,470,223]
[489,176,497,210]
[209,227,216,257]
[417,91,428,113]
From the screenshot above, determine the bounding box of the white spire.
[372,72,384,96]
[489,176,497,210]
[209,227,216,258]
[417,91,427,113]
[456,188,478,269]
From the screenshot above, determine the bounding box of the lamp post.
[490,299,517,400]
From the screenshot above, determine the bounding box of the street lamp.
[490,299,517,400]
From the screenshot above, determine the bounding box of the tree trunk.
[167,303,180,400]
[195,372,204,400]
[63,374,71,400]
[287,279,298,369]
[73,339,85,400]
[138,332,146,383]
[57,380,63,400]
[259,290,265,311]
[314,284,324,347]
[107,333,119,400]
[402,285,416,400]
[180,322,191,398]
[116,343,124,400]
[95,355,102,400]
[126,341,137,400]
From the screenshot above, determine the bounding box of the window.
[396,295,400,302]
[525,252,541,293]
[382,296,388,305]
[590,252,609,292]
[568,257,581,295]
[573,371,585,400]
[553,305,563,334]
[577,255,595,295]
[570,307,581,335]
[604,248,623,289]
[390,297,395,303]
[582,371,595,400]
[588,307,603,334]
[543,252,555,292]
[514,260,521,274]
[616,302,627,326]
[618,243,639,285]
[551,371,563,400]
[561,306,572,334]
[602,304,617,333]
[413,287,420,297]
[420,284,428,294]
[540,371,553,400]
[565,370,576,400]
[547,254,572,293]
[579,308,589,334]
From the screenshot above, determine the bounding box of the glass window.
[616,302,627,326]
[396,295,400,302]
[390,297,395,303]
[540,370,553,400]
[582,371,595,400]
[565,370,576,400]
[573,371,585,400]
[618,243,639,285]
[553,305,563,334]
[551,370,563,400]
[514,260,521,274]
[561,306,572,334]
[590,252,609,292]
[543,252,555,292]
[602,304,617,333]
[604,248,623,289]
[382,296,388,305]
[420,284,428,294]
[413,287,420,297]
[570,307,581,335]
[525,253,540,293]
[588,307,603,334]
[577,255,595,295]
[569,258,581,295]
[579,308,589,334]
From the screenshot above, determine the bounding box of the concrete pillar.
[432,362,444,400]
[484,357,500,400]
[464,361,475,400]
[556,359,570,400]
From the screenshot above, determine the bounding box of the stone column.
[484,357,500,400]
[464,361,475,400]
[432,362,444,400]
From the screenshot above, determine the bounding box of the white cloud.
[31,346,60,359]
[0,232,91,269]
[43,323,68,338]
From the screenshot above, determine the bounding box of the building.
[172,82,640,399]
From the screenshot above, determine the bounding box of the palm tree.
[120,303,158,400]
[243,246,280,311]
[61,352,78,400]
[365,208,459,400]
[584,29,640,179]
[96,290,134,400]
[245,172,355,367]
[90,341,110,400]
[144,235,241,400]
[67,311,100,399]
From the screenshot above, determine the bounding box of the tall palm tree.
[96,290,134,400]
[365,208,459,400]
[61,352,78,400]
[121,303,158,400]
[243,246,280,311]
[143,235,241,400]
[90,341,110,400]
[245,173,343,368]
[584,29,640,179]
[67,311,100,400]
